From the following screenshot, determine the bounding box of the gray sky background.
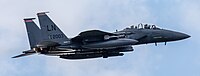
[0,0,200,76]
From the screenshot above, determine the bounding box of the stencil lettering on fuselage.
[47,25,56,31]
[49,34,64,39]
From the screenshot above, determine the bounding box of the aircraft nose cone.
[181,33,190,39]
[175,32,191,40]
[163,30,191,41]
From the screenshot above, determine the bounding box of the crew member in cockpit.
[152,25,156,29]
[144,24,148,29]
[144,24,151,29]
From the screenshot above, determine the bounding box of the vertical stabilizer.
[37,12,69,44]
[24,18,41,48]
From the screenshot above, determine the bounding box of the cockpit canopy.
[125,23,160,30]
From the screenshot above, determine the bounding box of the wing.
[71,30,117,43]
[78,30,116,37]
[71,30,138,49]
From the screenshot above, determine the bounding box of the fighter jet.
[12,12,190,59]
[115,23,190,46]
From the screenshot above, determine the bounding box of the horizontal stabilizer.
[12,50,36,58]
[12,53,35,58]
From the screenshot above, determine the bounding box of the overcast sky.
[0,0,200,76]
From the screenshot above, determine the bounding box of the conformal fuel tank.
[82,38,138,49]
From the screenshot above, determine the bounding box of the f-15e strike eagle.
[12,12,190,59]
